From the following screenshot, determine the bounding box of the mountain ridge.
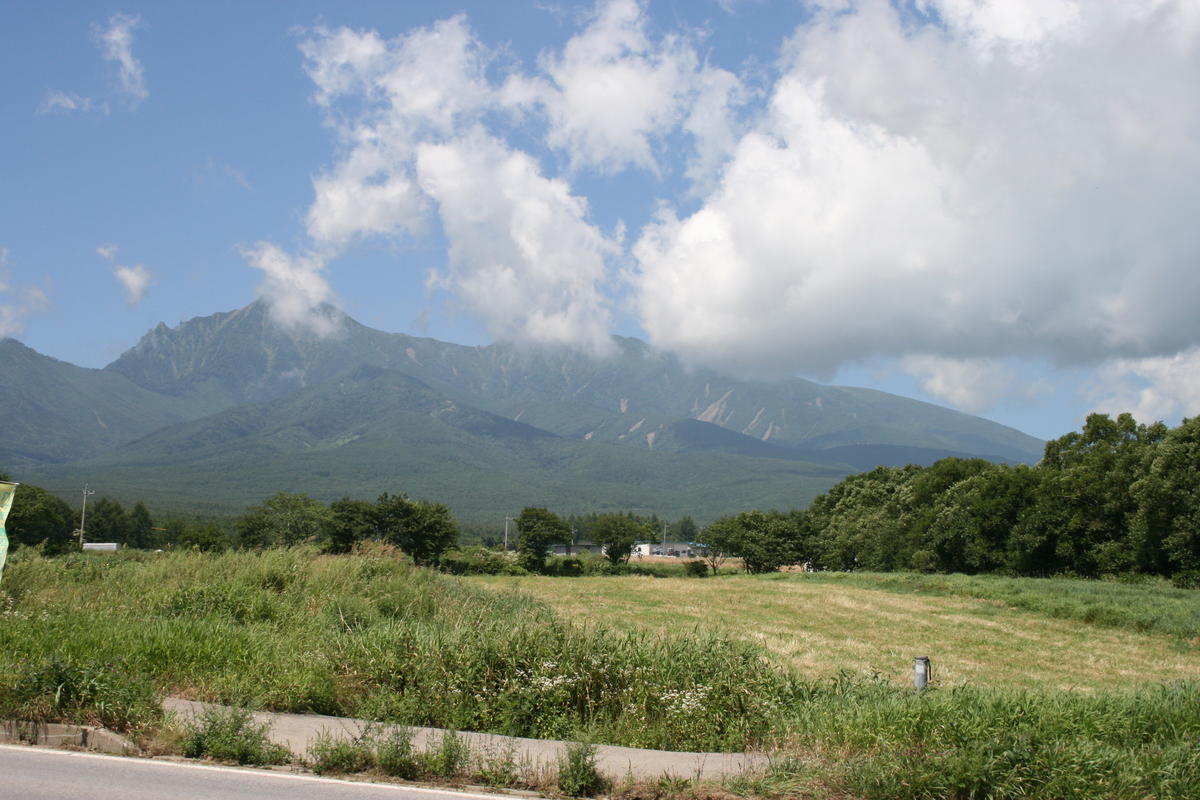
[102,300,1043,461]
[5,301,1043,522]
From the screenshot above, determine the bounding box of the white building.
[632,541,698,558]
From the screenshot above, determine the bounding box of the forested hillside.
[706,413,1200,583]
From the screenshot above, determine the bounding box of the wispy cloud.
[37,90,106,116]
[197,157,251,191]
[97,244,152,304]
[0,248,49,337]
[40,12,147,115]
[94,12,147,107]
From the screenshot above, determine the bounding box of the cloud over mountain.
[248,0,1200,420]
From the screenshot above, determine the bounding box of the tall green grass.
[3,548,1199,798]
[0,546,782,749]
[777,674,1200,799]
[796,571,1200,640]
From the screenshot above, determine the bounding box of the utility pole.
[78,484,95,548]
[504,516,515,551]
[662,522,668,556]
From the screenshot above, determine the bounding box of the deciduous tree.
[515,507,570,572]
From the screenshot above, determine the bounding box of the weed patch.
[308,732,374,775]
[558,742,608,797]
[179,706,290,765]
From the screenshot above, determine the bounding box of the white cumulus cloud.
[242,242,339,336]
[416,129,616,353]
[632,0,1200,407]
[901,355,1048,413]
[262,0,743,344]
[508,0,704,173]
[1092,349,1200,424]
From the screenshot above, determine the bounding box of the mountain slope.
[103,301,1045,463]
[0,338,208,466]
[27,366,850,522]
[5,301,1046,522]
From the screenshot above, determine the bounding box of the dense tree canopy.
[6,484,75,554]
[590,513,645,564]
[375,493,458,565]
[237,492,333,548]
[793,414,1200,582]
[515,507,571,572]
[701,510,801,574]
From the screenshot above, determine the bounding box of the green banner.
[0,481,16,584]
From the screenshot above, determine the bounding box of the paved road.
[0,745,517,800]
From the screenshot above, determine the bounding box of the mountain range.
[2,301,1043,525]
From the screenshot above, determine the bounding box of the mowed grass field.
[472,571,1200,692]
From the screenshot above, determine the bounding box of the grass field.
[4,549,1200,798]
[472,571,1200,692]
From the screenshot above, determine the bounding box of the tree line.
[0,477,687,575]
[700,413,1200,584]
[8,412,1197,583]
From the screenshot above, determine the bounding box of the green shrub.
[423,730,470,778]
[179,706,290,765]
[308,732,374,775]
[477,742,522,788]
[375,727,421,779]
[1171,570,1200,590]
[557,742,607,797]
[439,546,525,576]
[682,560,708,578]
[543,557,585,577]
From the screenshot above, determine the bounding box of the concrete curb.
[0,720,137,755]
[164,699,769,781]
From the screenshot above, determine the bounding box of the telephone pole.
[78,485,95,548]
[504,516,515,551]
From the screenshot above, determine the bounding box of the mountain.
[5,301,1044,522]
[0,338,208,467]
[29,364,850,521]
[103,300,1043,461]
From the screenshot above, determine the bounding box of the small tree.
[698,520,733,574]
[329,497,376,554]
[702,511,797,574]
[374,493,459,565]
[404,500,459,565]
[86,497,131,545]
[237,492,333,548]
[127,501,156,549]
[515,507,570,572]
[174,521,231,552]
[592,513,643,564]
[668,515,699,542]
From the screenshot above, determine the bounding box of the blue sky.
[3,1,1198,442]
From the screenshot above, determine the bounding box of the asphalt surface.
[0,745,520,800]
